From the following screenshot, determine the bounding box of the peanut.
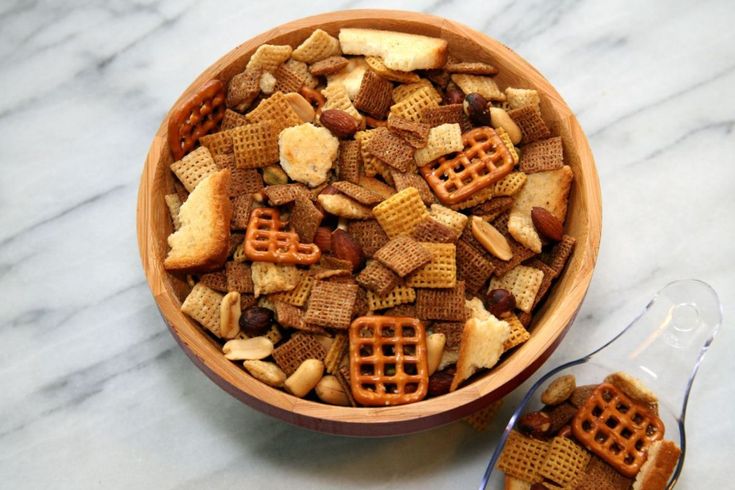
[489,107,522,144]
[315,375,350,406]
[284,92,316,123]
[426,333,446,375]
[243,360,286,387]
[284,359,324,398]
[222,336,273,361]
[219,291,241,339]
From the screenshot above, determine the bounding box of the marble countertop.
[2,0,733,488]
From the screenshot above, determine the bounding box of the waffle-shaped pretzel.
[244,208,321,265]
[572,383,664,478]
[419,127,514,205]
[168,79,227,160]
[349,316,429,406]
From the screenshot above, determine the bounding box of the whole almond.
[313,226,333,252]
[320,109,359,139]
[531,207,564,242]
[331,229,364,270]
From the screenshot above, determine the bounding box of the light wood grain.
[137,9,602,436]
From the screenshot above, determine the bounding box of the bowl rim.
[137,9,602,436]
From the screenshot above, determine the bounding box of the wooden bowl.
[137,10,602,436]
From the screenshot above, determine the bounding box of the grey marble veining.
[1,0,734,488]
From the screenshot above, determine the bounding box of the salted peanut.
[284,92,316,122]
[427,333,446,376]
[284,359,325,398]
[470,216,512,260]
[489,107,522,144]
[243,360,287,387]
[315,375,351,406]
[219,291,242,339]
[222,336,274,361]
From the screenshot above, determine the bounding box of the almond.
[313,226,333,252]
[470,216,512,260]
[517,411,551,438]
[531,207,563,242]
[331,229,364,270]
[320,109,359,139]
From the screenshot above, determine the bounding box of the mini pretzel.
[299,86,326,111]
[243,208,321,265]
[572,383,664,478]
[349,316,429,406]
[419,127,514,205]
[168,79,226,160]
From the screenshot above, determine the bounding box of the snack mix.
[499,372,681,490]
[163,27,577,408]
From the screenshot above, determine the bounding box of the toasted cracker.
[309,55,349,76]
[231,121,280,169]
[356,260,400,296]
[390,172,436,205]
[366,286,416,311]
[290,195,323,243]
[372,187,429,238]
[421,103,472,133]
[364,127,415,172]
[414,123,464,166]
[451,73,505,101]
[507,105,551,143]
[386,116,430,148]
[292,29,341,63]
[450,314,509,391]
[507,166,573,253]
[455,238,495,294]
[230,194,254,230]
[246,44,292,72]
[489,265,544,313]
[374,235,432,277]
[353,69,393,118]
[347,219,389,257]
[317,193,373,219]
[181,283,224,337]
[337,140,362,184]
[226,69,261,111]
[251,261,299,297]
[364,56,420,83]
[272,332,327,375]
[410,216,456,243]
[406,242,456,288]
[321,83,363,123]
[392,79,442,104]
[170,146,219,192]
[304,280,358,329]
[520,136,564,174]
[505,87,541,111]
[165,193,183,230]
[416,281,467,322]
[502,313,531,351]
[332,181,383,206]
[389,85,440,122]
[445,61,498,76]
[493,172,528,197]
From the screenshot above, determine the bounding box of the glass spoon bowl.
[480,279,723,489]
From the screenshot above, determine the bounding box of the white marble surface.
[1,0,734,488]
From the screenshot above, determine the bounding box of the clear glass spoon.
[480,279,723,489]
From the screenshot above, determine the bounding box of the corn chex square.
[489,265,544,313]
[170,146,219,192]
[451,74,505,101]
[372,187,429,238]
[231,121,280,169]
[406,243,456,288]
[389,85,439,122]
[366,286,416,311]
[292,29,341,63]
